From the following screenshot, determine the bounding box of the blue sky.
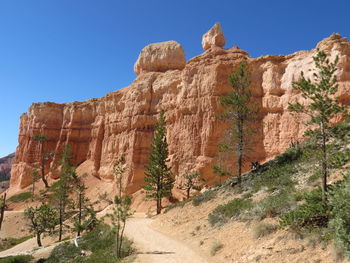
[0,0,349,157]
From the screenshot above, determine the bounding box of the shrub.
[252,164,297,193]
[192,190,216,206]
[0,255,33,263]
[329,176,350,260]
[279,188,329,231]
[8,192,32,203]
[329,149,350,169]
[252,222,278,239]
[208,198,253,226]
[45,223,134,263]
[164,198,191,213]
[257,190,296,219]
[210,242,223,256]
[275,146,303,165]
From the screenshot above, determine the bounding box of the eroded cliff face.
[9,29,350,199]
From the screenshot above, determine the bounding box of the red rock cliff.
[9,26,350,197]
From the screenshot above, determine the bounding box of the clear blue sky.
[0,0,349,157]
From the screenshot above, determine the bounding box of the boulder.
[202,23,226,50]
[134,41,186,75]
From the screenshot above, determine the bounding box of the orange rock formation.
[9,26,350,198]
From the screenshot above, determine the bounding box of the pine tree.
[142,110,174,214]
[33,134,52,188]
[106,156,133,258]
[49,144,76,241]
[216,61,258,187]
[288,50,348,206]
[25,204,57,246]
[30,165,40,201]
[179,172,205,199]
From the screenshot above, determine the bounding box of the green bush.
[275,147,303,165]
[0,255,33,263]
[329,176,350,260]
[257,190,296,219]
[252,164,297,193]
[45,223,134,263]
[208,198,253,226]
[8,192,32,203]
[252,222,278,239]
[192,190,216,207]
[279,188,329,231]
[329,149,350,169]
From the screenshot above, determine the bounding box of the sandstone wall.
[9,33,350,197]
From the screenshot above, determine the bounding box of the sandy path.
[125,213,210,263]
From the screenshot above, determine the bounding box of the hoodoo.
[8,25,350,203]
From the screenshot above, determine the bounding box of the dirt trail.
[125,213,210,263]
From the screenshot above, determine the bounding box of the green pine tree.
[215,61,258,187]
[142,110,174,214]
[25,204,57,247]
[288,50,348,206]
[33,134,50,188]
[49,144,77,241]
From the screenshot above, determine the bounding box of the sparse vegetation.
[0,236,33,252]
[210,241,224,256]
[45,223,134,263]
[208,198,253,226]
[192,190,216,206]
[0,255,33,263]
[252,222,278,239]
[8,192,32,203]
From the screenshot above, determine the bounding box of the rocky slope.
[0,153,14,193]
[9,24,350,199]
[0,153,14,181]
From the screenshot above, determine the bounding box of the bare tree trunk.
[156,198,161,214]
[237,118,244,187]
[77,192,82,237]
[59,202,63,241]
[36,232,42,247]
[0,193,6,231]
[118,221,126,258]
[186,188,190,199]
[40,143,49,188]
[321,122,328,207]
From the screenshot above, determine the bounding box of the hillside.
[0,153,14,193]
[152,121,350,262]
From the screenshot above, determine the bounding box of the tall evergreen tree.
[30,165,40,201]
[49,144,76,241]
[288,50,348,206]
[142,110,174,214]
[216,61,258,187]
[107,156,132,258]
[33,134,51,188]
